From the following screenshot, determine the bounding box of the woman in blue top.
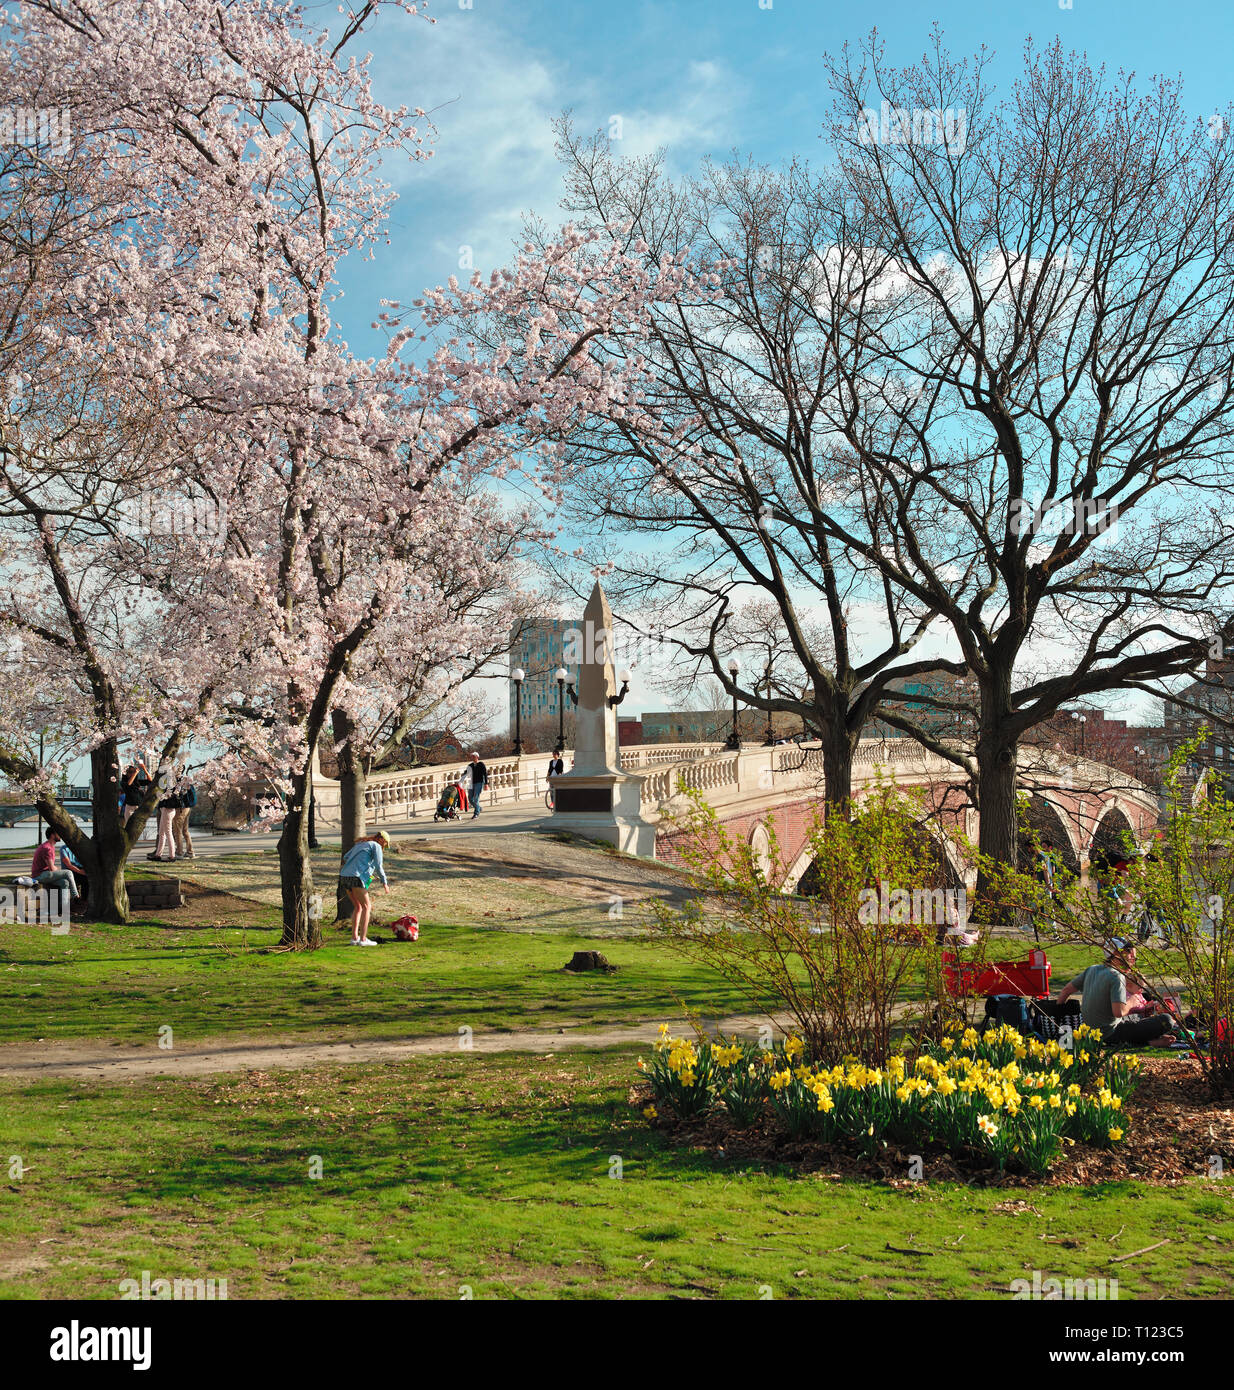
[338,830,390,946]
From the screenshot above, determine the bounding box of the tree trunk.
[821,712,855,821]
[278,771,320,949]
[82,741,130,922]
[975,734,1020,904]
[90,853,131,924]
[332,707,366,922]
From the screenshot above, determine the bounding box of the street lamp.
[725,658,741,750]
[554,667,568,749]
[511,667,525,757]
[954,678,968,737]
[1078,713,1087,756]
[608,667,632,709]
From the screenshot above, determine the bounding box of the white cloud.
[367,11,738,275]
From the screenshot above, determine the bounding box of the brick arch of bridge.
[675,779,973,893]
[655,774,1157,891]
[1031,787,1158,867]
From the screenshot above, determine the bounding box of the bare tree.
[548,35,1234,883]
[543,122,948,816]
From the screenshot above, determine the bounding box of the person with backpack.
[172,770,196,859]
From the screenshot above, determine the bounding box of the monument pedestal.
[551,772,658,858]
[548,579,658,858]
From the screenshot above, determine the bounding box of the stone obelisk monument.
[550,581,657,856]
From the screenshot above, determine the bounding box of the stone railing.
[310,742,724,830]
[642,753,740,805]
[310,735,1154,833]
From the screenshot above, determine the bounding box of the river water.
[0,820,93,854]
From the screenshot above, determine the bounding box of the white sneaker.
[347,938,360,946]
[359,938,378,947]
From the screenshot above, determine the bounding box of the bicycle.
[544,787,555,811]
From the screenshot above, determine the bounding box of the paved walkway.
[0,1012,790,1082]
[0,799,554,876]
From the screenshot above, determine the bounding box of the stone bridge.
[313,737,1157,891]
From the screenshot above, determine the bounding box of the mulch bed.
[633,1055,1234,1188]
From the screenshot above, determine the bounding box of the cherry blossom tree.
[2,1,699,948]
[0,0,435,921]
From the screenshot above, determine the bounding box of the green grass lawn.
[0,843,1169,1050]
[1,1049,1228,1299]
[0,843,764,1046]
[0,915,757,1047]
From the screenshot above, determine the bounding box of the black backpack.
[984,994,1081,1041]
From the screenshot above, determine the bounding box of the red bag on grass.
[392,914,419,942]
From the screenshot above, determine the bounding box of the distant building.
[872,671,974,737]
[618,718,643,745]
[1163,642,1234,789]
[382,729,466,768]
[509,618,581,732]
[640,708,799,744]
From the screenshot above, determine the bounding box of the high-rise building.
[509,618,582,730]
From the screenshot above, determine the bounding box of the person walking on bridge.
[468,753,488,819]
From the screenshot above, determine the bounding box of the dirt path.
[0,1011,793,1081]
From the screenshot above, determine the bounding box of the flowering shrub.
[640,1023,1142,1175]
[651,785,977,1063]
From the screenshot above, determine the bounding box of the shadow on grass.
[12,1078,738,1204]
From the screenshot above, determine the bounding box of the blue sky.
[342,0,1234,360]
[334,0,1232,726]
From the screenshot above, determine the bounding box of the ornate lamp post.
[1078,712,1087,757]
[608,667,632,708]
[554,666,568,749]
[511,667,525,756]
[725,657,741,750]
[762,674,775,745]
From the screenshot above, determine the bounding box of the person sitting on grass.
[1056,937,1177,1048]
[337,830,390,946]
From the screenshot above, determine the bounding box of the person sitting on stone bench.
[58,840,89,911]
[1057,937,1176,1048]
[31,828,79,911]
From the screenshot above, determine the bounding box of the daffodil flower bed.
[639,1022,1143,1175]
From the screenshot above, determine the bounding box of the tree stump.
[563,950,616,974]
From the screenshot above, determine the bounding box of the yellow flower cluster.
[659,1032,699,1087]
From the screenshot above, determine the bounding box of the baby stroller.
[434,782,463,821]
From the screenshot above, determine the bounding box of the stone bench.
[127,877,184,911]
